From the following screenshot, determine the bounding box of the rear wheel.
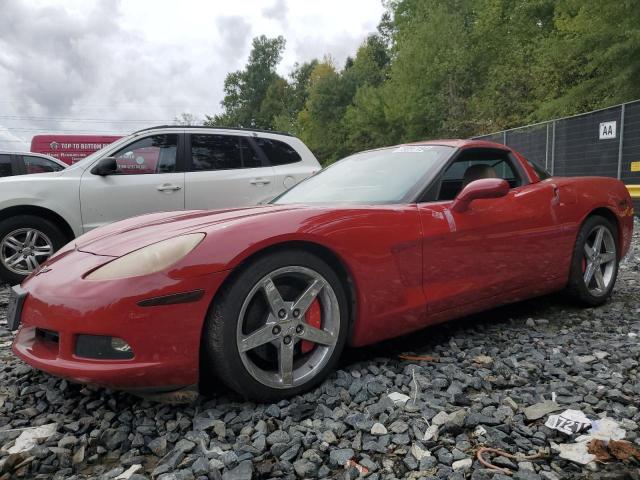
[201,250,348,401]
[566,215,619,306]
[0,215,67,285]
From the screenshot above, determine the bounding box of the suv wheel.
[0,215,67,285]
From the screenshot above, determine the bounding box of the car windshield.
[273,145,454,204]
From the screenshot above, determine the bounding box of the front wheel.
[201,250,348,401]
[566,215,619,306]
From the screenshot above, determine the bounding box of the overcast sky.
[0,0,384,150]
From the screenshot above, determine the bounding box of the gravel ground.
[0,220,638,480]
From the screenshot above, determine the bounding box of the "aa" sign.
[599,121,617,140]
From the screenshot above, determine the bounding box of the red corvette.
[7,140,634,400]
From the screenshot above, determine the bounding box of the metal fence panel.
[472,100,639,211]
[475,133,504,144]
[505,123,549,169]
[552,106,622,178]
[621,100,640,185]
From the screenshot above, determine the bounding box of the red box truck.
[31,135,121,165]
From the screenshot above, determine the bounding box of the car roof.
[406,139,511,150]
[132,125,295,137]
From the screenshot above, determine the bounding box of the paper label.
[545,409,591,435]
[393,146,430,153]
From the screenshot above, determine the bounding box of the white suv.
[0,126,320,284]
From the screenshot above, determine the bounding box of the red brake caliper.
[301,299,321,354]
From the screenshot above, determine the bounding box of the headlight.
[85,233,205,281]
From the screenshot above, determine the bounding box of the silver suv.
[0,126,321,284]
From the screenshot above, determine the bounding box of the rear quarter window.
[0,154,12,177]
[526,159,551,180]
[254,137,301,166]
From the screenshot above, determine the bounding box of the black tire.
[201,249,349,401]
[565,215,619,306]
[0,215,68,285]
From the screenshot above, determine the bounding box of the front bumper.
[12,250,228,391]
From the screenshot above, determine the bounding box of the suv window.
[110,134,178,175]
[23,155,65,174]
[436,149,522,201]
[0,155,12,177]
[254,137,301,165]
[191,134,261,171]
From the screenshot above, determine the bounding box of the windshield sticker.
[393,146,431,153]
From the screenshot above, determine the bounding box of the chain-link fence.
[473,99,640,210]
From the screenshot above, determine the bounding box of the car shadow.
[339,291,579,367]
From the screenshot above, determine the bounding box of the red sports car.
[7,140,634,400]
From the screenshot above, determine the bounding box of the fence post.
[617,103,625,180]
[545,123,550,170]
[551,121,556,175]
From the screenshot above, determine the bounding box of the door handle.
[157,184,182,192]
[250,178,271,185]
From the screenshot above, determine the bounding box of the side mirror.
[451,178,510,213]
[91,157,119,176]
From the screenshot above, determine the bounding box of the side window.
[110,134,178,175]
[0,155,12,177]
[23,156,65,174]
[191,135,261,170]
[254,137,301,165]
[436,150,522,201]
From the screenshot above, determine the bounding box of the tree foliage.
[205,35,286,129]
[173,112,201,126]
[208,1,640,165]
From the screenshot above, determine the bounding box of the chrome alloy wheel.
[0,228,54,275]
[236,266,340,389]
[583,225,617,296]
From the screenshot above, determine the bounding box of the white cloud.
[0,126,29,151]
[0,0,384,150]
[262,0,288,22]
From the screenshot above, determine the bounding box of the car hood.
[75,205,303,257]
[0,170,66,183]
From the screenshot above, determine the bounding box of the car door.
[79,133,185,232]
[418,148,561,314]
[184,133,275,210]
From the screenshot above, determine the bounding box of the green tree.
[204,1,640,159]
[205,35,286,128]
[533,0,640,118]
[381,0,476,141]
[468,0,556,131]
[271,60,318,133]
[173,112,201,126]
[296,61,353,164]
